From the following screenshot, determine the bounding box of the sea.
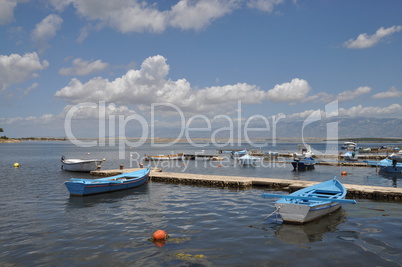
[1,141,402,266]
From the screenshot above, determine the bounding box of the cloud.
[372,86,402,99]
[337,86,371,101]
[338,104,402,117]
[31,14,63,51]
[247,0,284,12]
[54,55,266,114]
[266,78,312,103]
[0,0,17,25]
[49,0,285,34]
[0,52,49,94]
[59,58,109,76]
[343,25,402,49]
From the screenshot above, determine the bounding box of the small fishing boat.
[146,153,183,161]
[267,151,279,157]
[291,157,316,171]
[238,153,258,166]
[389,150,402,162]
[343,151,358,161]
[365,158,402,173]
[293,144,313,159]
[341,141,357,150]
[61,156,102,172]
[232,150,248,158]
[262,177,356,224]
[65,167,150,196]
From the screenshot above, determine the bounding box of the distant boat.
[293,144,313,159]
[341,141,357,150]
[238,153,258,166]
[65,167,150,196]
[146,153,183,161]
[262,177,356,224]
[343,151,358,161]
[61,156,102,172]
[232,150,248,159]
[389,150,402,162]
[365,158,402,173]
[292,157,316,171]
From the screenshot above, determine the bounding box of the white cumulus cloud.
[31,14,63,51]
[247,0,284,12]
[338,104,402,117]
[0,52,49,94]
[59,58,109,76]
[344,25,402,49]
[54,55,265,114]
[372,86,402,99]
[0,0,17,25]
[266,78,312,103]
[337,86,371,102]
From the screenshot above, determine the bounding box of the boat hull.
[65,168,149,196]
[275,202,341,224]
[62,160,102,172]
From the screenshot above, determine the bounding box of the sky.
[0,0,402,139]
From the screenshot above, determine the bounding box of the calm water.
[1,141,402,266]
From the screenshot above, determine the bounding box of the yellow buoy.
[14,163,20,168]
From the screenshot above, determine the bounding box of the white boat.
[238,153,258,166]
[341,141,356,150]
[343,151,358,161]
[293,144,313,159]
[61,156,102,172]
[146,153,183,161]
[262,177,356,224]
[232,150,248,159]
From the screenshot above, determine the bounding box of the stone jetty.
[90,168,402,201]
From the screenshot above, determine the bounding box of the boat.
[341,141,357,150]
[293,144,313,159]
[365,158,402,173]
[65,167,150,196]
[389,150,402,162]
[232,150,248,158]
[238,153,258,166]
[262,177,356,224]
[61,156,102,172]
[343,151,358,161]
[146,153,183,161]
[291,157,316,171]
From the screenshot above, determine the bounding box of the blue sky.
[1,0,402,138]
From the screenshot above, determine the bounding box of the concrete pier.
[90,168,402,201]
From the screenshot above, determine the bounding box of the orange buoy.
[217,164,222,167]
[341,171,347,176]
[152,230,167,240]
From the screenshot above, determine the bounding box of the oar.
[262,193,357,204]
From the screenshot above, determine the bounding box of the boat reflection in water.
[273,208,346,244]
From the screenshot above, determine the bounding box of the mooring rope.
[248,207,280,227]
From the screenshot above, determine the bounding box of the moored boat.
[65,167,150,196]
[262,177,356,224]
[61,156,102,172]
[365,158,402,173]
[238,153,258,166]
[146,153,183,161]
[293,144,313,159]
[291,157,316,171]
[343,151,358,161]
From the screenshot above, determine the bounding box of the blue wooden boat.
[365,158,402,173]
[65,167,150,196]
[262,177,356,224]
[291,157,316,171]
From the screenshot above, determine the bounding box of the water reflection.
[378,172,402,188]
[66,184,150,208]
[272,208,346,244]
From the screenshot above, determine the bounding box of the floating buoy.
[152,230,167,240]
[341,171,347,176]
[182,163,186,166]
[102,158,106,161]
[217,164,222,167]
[14,163,20,168]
